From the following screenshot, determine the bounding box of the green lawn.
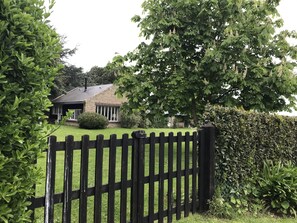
[174,214,296,223]
[34,125,295,223]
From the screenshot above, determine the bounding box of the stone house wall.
[84,85,126,113]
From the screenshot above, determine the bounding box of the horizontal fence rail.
[30,126,215,223]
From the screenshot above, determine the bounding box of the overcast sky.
[49,0,297,72]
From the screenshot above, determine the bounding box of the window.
[96,105,120,122]
[68,109,82,121]
[52,105,62,115]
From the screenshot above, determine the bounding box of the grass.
[173,214,296,223]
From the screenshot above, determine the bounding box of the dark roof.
[52,84,113,104]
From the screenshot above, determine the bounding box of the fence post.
[198,123,215,212]
[131,130,146,223]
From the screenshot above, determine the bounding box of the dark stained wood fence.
[29,125,215,223]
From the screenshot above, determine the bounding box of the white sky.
[49,0,143,72]
[49,0,297,72]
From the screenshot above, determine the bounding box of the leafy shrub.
[77,112,108,129]
[209,186,265,219]
[254,161,297,217]
[120,110,141,128]
[150,114,168,128]
[0,0,62,221]
[208,187,236,219]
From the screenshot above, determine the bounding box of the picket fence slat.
[158,133,165,223]
[137,133,145,222]
[192,132,198,214]
[79,135,89,223]
[148,133,155,223]
[108,134,117,223]
[176,132,182,220]
[120,134,129,223]
[62,135,74,223]
[94,135,104,223]
[30,126,217,223]
[184,132,190,217]
[167,133,174,223]
[131,132,138,222]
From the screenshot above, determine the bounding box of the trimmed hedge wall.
[203,105,297,197]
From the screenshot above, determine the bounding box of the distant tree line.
[50,40,116,99]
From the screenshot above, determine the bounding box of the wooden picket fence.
[29,124,215,223]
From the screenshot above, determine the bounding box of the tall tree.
[0,0,62,221]
[50,36,85,99]
[86,65,116,85]
[59,35,76,60]
[115,0,297,123]
[50,64,85,99]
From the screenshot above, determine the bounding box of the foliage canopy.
[115,0,297,123]
[86,66,116,85]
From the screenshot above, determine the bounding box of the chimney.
[84,78,87,92]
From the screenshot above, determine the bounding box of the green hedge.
[203,105,297,199]
[0,0,62,222]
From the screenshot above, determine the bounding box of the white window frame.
[68,109,82,121]
[96,105,120,122]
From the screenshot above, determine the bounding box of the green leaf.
[230,196,236,204]
[281,201,290,210]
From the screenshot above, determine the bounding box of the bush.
[254,161,297,217]
[120,110,141,128]
[149,114,168,128]
[0,0,62,221]
[77,112,108,129]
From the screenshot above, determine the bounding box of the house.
[50,83,126,126]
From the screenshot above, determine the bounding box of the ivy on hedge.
[0,0,62,222]
[203,105,297,201]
